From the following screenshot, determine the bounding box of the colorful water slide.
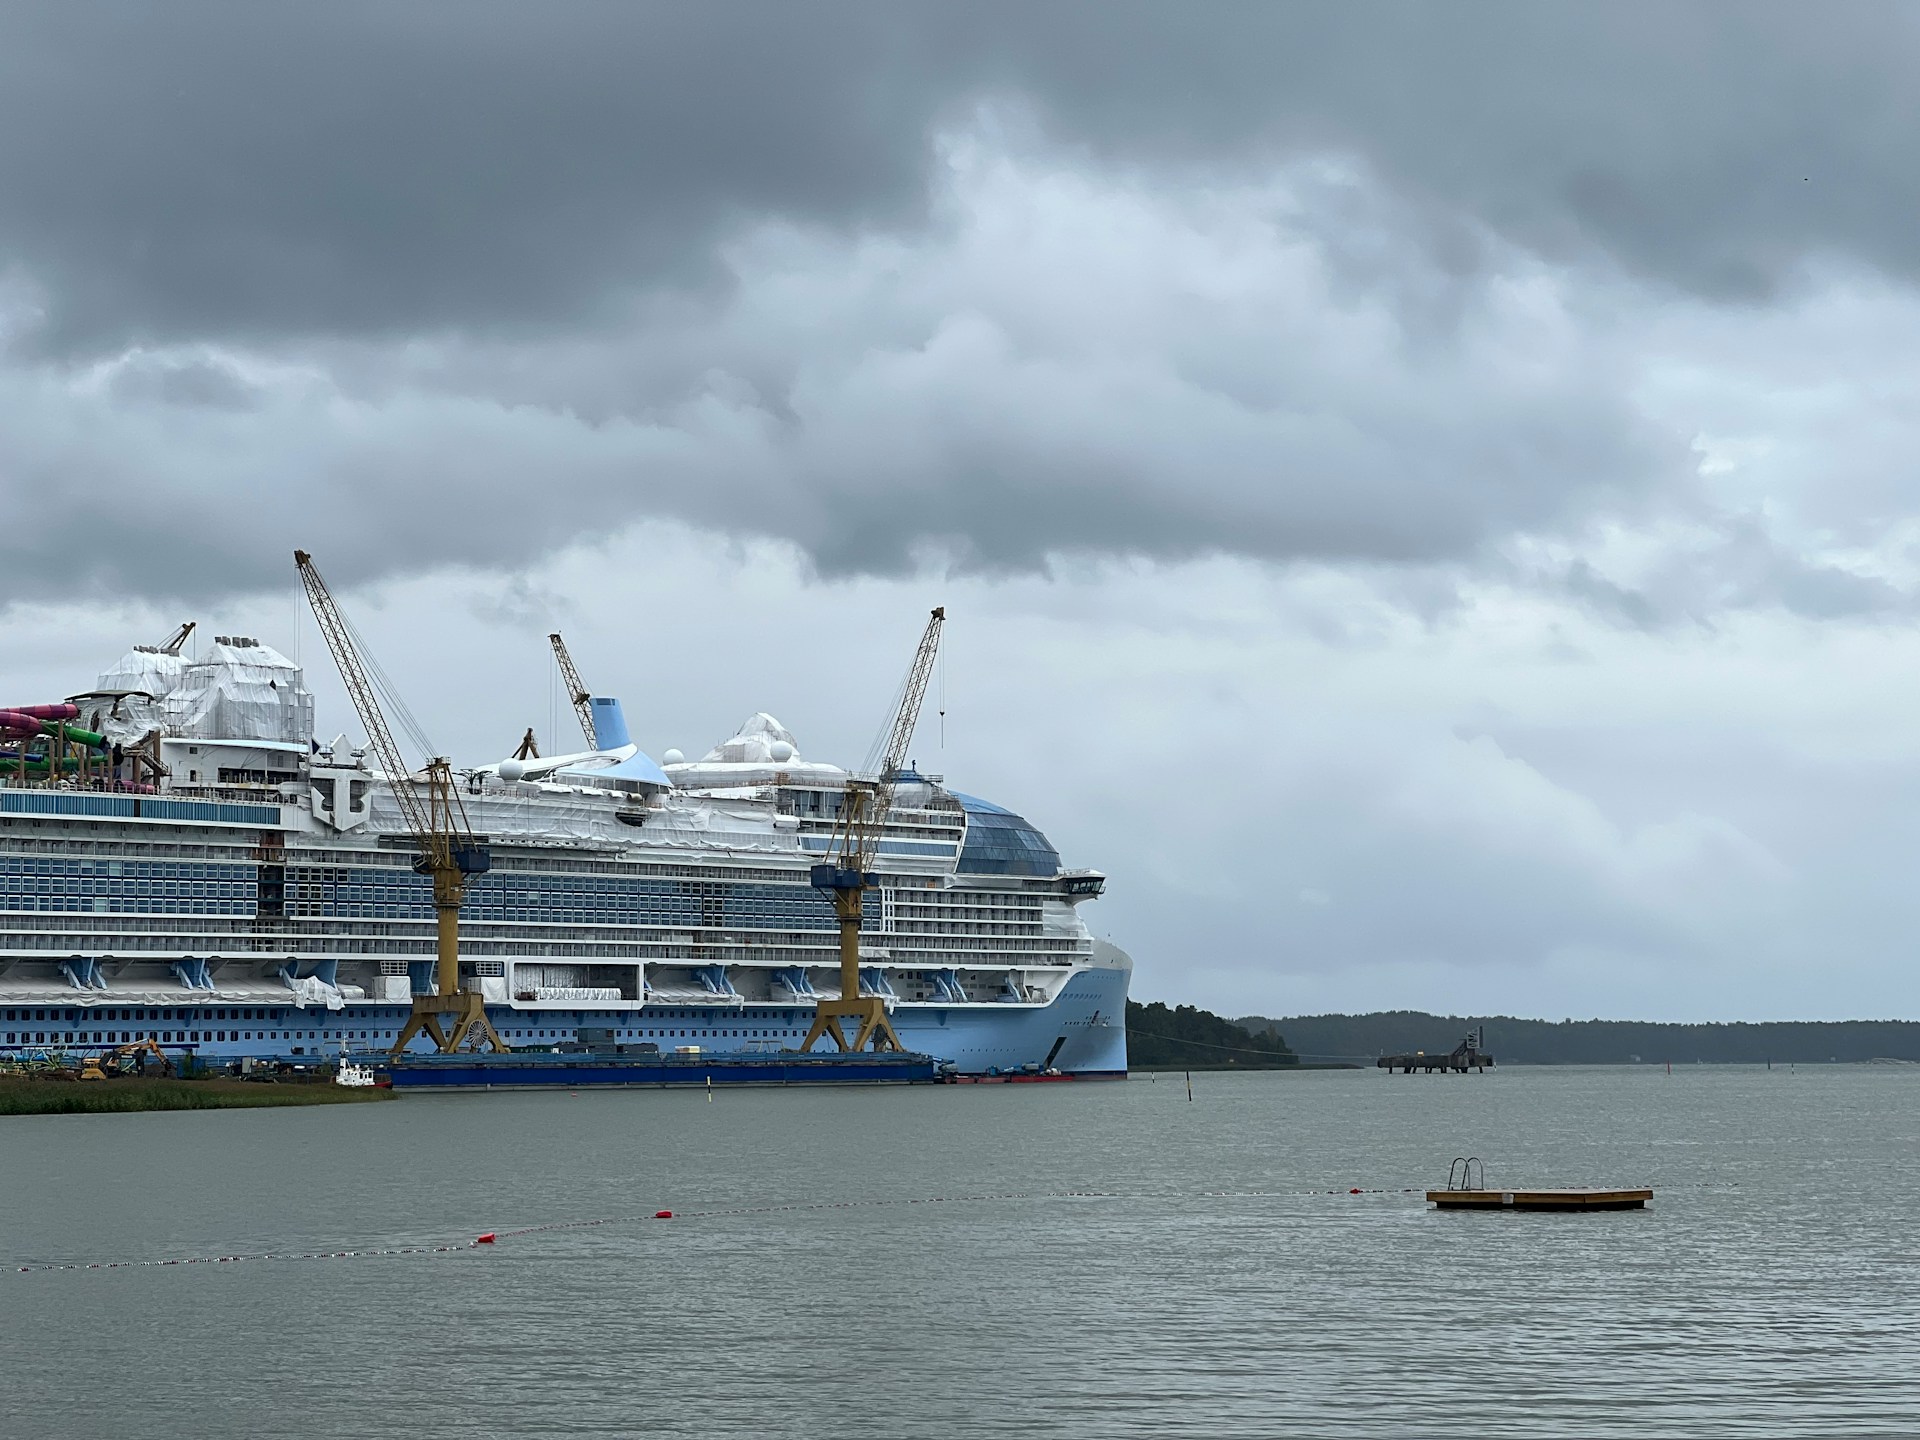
[0,708,106,747]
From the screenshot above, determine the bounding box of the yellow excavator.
[78,1039,175,1081]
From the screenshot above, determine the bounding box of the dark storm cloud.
[0,4,934,349]
[1,3,1914,604]
[4,3,1918,353]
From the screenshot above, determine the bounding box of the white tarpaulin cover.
[665,712,848,791]
[284,974,349,1010]
[94,647,187,700]
[161,640,315,745]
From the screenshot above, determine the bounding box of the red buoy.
[1349,1188,1362,1195]
[475,1233,497,1245]
[654,1210,674,1220]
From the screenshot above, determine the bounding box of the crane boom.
[549,632,597,750]
[295,552,435,852]
[153,621,196,656]
[859,606,946,870]
[803,606,946,1055]
[293,549,504,1057]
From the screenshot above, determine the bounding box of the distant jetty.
[1377,1029,1494,1074]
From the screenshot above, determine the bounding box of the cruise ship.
[0,630,1130,1075]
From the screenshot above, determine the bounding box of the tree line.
[1126,1000,1298,1069]
[1234,1010,1920,1066]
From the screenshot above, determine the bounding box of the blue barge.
[387,1048,939,1090]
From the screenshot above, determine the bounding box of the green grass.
[0,1076,395,1116]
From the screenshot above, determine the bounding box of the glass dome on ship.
[0,613,1130,1076]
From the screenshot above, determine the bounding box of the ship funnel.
[590,697,631,751]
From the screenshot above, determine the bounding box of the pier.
[1378,1028,1494,1073]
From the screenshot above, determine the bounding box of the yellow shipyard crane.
[549,632,597,750]
[802,606,946,1054]
[294,550,507,1055]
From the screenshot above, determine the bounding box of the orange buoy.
[475,1233,497,1245]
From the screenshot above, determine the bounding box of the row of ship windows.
[0,859,1046,910]
[1,1005,827,1023]
[10,881,253,896]
[1,1027,827,1046]
[3,865,254,884]
[5,1007,294,1022]
[3,1025,870,1046]
[0,840,987,891]
[8,902,256,916]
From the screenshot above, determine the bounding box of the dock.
[1427,1187,1652,1211]
[1379,1028,1494,1073]
[386,1049,939,1090]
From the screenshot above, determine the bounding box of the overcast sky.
[5,4,1920,1021]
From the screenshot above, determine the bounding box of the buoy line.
[7,1190,1113,1275]
[8,1180,1728,1276]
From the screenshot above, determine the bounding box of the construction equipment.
[512,727,540,761]
[802,606,946,1055]
[294,550,506,1056]
[77,1040,175,1081]
[153,621,196,656]
[113,1039,175,1076]
[548,632,597,750]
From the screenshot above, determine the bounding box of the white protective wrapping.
[664,712,848,792]
[93,646,187,701]
[85,647,188,745]
[529,986,623,1003]
[163,640,315,746]
[74,693,168,748]
[284,974,349,1010]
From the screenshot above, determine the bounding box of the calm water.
[2,1065,1917,1438]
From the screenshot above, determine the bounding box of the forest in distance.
[1124,1000,1300,1069]
[1234,1010,1920,1067]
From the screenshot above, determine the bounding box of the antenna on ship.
[294,549,507,1057]
[800,606,945,1055]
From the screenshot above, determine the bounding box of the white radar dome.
[662,748,685,766]
[769,740,794,763]
[498,759,526,783]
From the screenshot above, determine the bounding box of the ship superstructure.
[0,631,1130,1074]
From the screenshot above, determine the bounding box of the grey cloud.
[5,4,1920,360]
[1,3,1913,611]
[0,149,1679,603]
[0,5,935,351]
[107,353,262,411]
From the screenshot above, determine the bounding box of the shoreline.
[0,1077,395,1116]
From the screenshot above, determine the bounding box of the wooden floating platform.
[1428,1187,1652,1212]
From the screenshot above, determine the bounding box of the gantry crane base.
[802,996,903,1054]
[393,990,508,1056]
